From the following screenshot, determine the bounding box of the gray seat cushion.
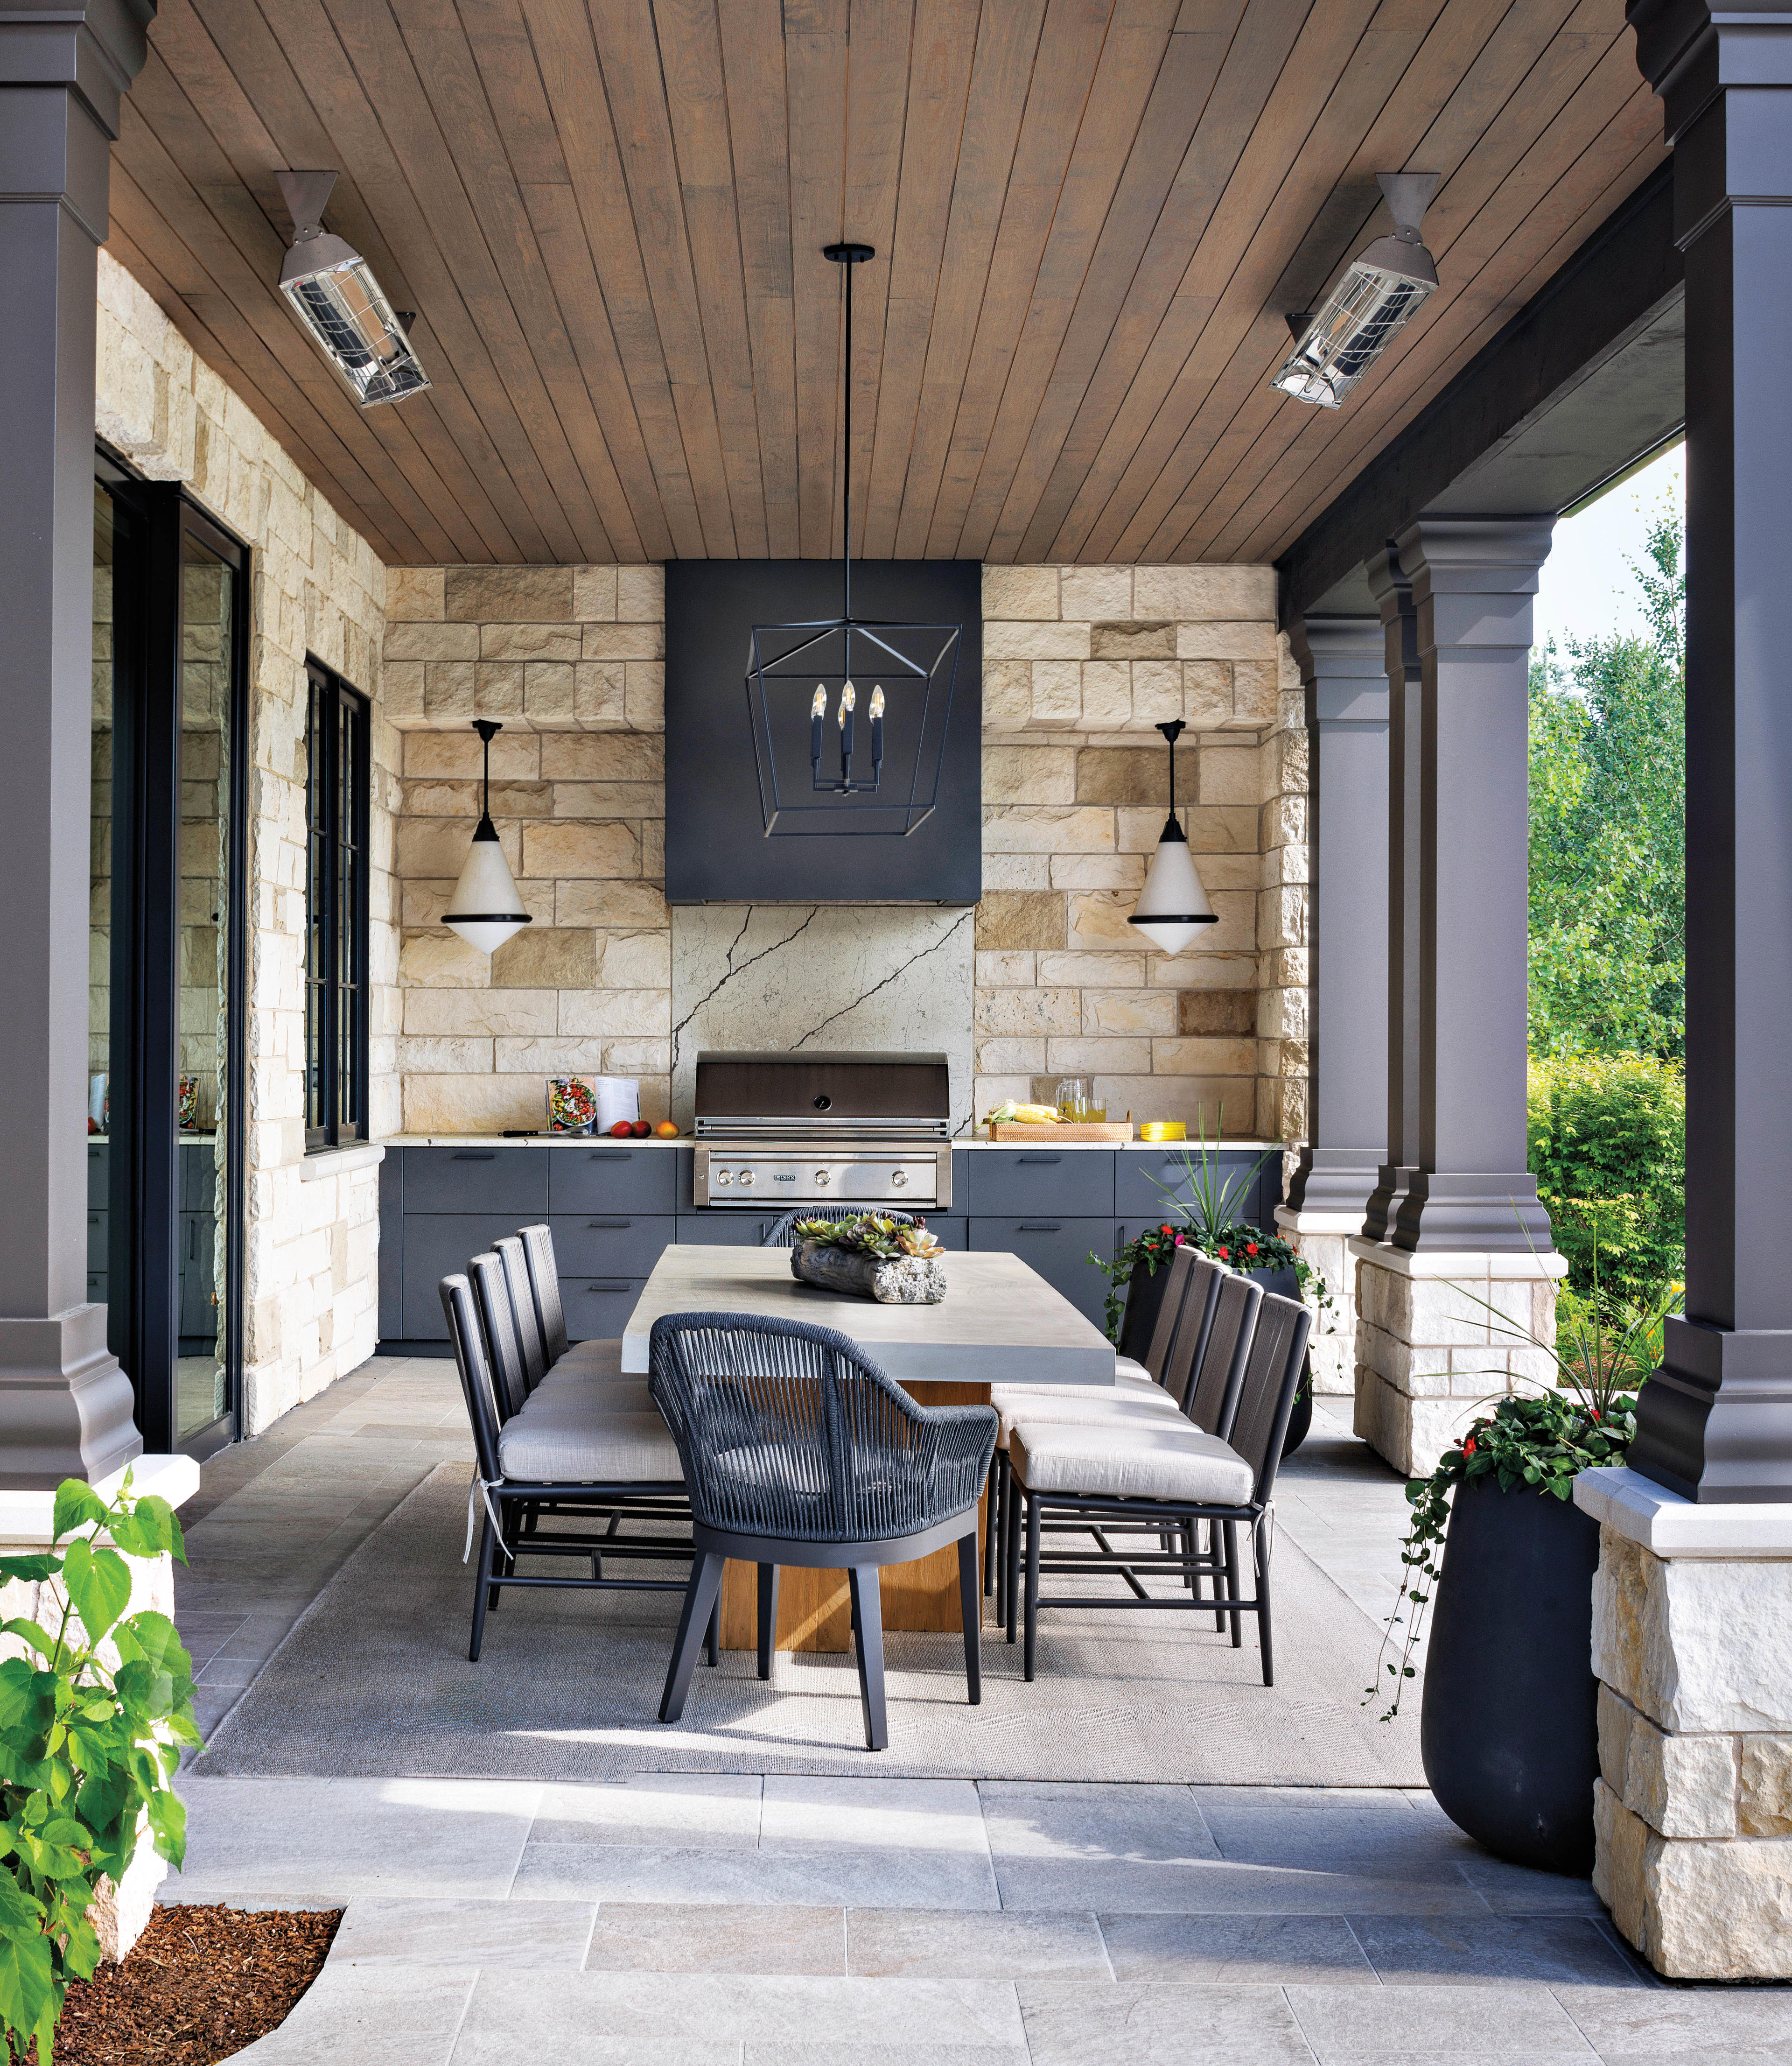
[554,1337,625,1377]
[1009,1418,1253,1506]
[532,1369,654,1413]
[498,1402,683,1484]
[995,1388,1188,1446]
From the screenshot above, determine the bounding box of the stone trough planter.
[791,1240,946,1305]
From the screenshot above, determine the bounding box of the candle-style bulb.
[869,683,885,782]
[811,685,827,718]
[869,685,885,721]
[839,680,856,726]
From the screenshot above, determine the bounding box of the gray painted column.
[1284,616,1388,1222]
[1628,0,1792,1501]
[0,0,152,1484]
[1387,516,1554,1254]
[1362,547,1423,1243]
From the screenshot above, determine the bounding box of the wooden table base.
[716,1381,990,1652]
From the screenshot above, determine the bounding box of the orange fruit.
[654,1120,679,1139]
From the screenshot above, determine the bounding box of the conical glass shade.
[443,817,532,954]
[1129,819,1216,957]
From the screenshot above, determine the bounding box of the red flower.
[1590,1408,1601,1421]
[1246,1242,1258,1256]
[1218,1247,1230,1260]
[1160,1224,1173,1235]
[1463,1436,1476,1456]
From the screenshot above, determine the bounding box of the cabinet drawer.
[402,1147,548,1217]
[400,1212,541,1339]
[1114,1147,1276,1226]
[965,1150,1113,1217]
[87,1272,107,1305]
[546,1213,673,1277]
[181,1141,216,1211]
[547,1146,678,1215]
[969,1217,1117,1330]
[560,1277,649,1343]
[675,1213,774,1246]
[87,1144,108,1209]
[87,1209,107,1270]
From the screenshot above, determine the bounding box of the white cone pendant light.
[443,720,533,955]
[1129,720,1217,957]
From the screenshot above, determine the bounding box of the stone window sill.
[300,1143,386,1182]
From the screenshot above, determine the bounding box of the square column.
[1279,615,1387,1396]
[0,0,152,1483]
[1627,0,1792,1504]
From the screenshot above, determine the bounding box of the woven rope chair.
[760,1206,915,1248]
[649,1310,998,1751]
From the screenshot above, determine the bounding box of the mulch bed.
[48,1905,341,2065]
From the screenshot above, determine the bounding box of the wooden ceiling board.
[108,0,1664,568]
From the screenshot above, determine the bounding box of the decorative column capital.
[1288,615,1386,727]
[0,0,155,137]
[1630,0,1792,145]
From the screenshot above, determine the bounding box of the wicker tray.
[987,1121,1134,1142]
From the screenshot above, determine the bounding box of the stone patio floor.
[163,1361,1792,2063]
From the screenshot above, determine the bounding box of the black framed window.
[304,663,370,1149]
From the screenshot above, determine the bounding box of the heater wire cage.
[1271,260,1435,409]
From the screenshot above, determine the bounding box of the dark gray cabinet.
[403,1147,548,1216]
[965,1149,1114,1217]
[969,1217,1116,1328]
[548,1148,678,1214]
[547,1214,677,1277]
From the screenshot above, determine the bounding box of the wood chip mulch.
[42,1904,342,2065]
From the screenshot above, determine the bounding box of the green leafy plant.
[0,1473,199,2062]
[1367,1234,1677,1722]
[790,1214,943,1262]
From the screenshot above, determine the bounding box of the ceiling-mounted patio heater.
[745,243,961,837]
[1271,173,1440,409]
[275,170,430,408]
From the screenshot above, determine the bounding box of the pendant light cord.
[842,253,853,626]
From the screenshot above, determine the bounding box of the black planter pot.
[1420,1474,1602,1875]
[1116,1255,1176,1363]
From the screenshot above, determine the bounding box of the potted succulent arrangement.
[1088,1125,1333,1454]
[789,1213,948,1305]
[1369,1236,1678,1875]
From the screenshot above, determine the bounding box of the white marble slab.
[670,905,975,1135]
[620,1246,1114,1386]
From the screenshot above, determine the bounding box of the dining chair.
[1006,1288,1311,1687]
[516,1222,626,1379]
[497,1234,648,1407]
[760,1206,916,1248]
[648,1310,998,1751]
[444,1261,696,1663]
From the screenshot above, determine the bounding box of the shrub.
[1527,1053,1684,1303]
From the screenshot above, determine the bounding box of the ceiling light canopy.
[275,170,430,408]
[443,721,532,955]
[1129,721,1217,958]
[1272,172,1439,409]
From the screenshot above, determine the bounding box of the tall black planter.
[1420,1475,1601,1875]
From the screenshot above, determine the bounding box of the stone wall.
[975,564,1298,1139]
[97,251,396,1434]
[385,568,669,1132]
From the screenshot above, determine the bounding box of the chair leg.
[1023,1490,1041,1685]
[1223,1519,1243,1648]
[469,1512,497,1663]
[659,1551,726,1723]
[756,1562,780,1681]
[1256,1525,1274,1687]
[983,1461,999,1598]
[1004,1464,1021,1643]
[1211,1518,1227,1631]
[706,1586,721,1668]
[488,1503,510,1612]
[847,1567,889,1751]
[957,1529,981,1706]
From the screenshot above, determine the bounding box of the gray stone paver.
[166,1357,1792,2065]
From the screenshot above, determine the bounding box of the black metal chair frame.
[1007,1293,1312,1689]
[760,1205,915,1248]
[649,1310,996,1752]
[442,1268,699,1664]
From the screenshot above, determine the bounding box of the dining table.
[620,1244,1116,1655]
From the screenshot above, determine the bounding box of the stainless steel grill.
[691,1051,953,1210]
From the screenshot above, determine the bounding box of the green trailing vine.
[0,1472,200,2062]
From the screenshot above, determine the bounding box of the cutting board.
[987,1121,1134,1142]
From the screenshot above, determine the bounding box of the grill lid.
[694,1050,949,1126]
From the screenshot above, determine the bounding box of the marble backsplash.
[671,905,975,1134]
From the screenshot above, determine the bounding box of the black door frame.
[95,450,249,1460]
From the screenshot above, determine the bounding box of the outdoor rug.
[193,1462,1423,1785]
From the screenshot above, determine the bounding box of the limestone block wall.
[975,563,1302,1140]
[384,568,669,1132]
[97,251,397,1434]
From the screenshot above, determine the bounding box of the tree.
[1528,514,1686,1060]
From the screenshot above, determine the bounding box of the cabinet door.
[1114,1146,1279,1227]
[378,1152,404,1342]
[403,1148,548,1217]
[546,1213,674,1277]
[969,1217,1117,1329]
[86,1144,108,1209]
[559,1278,648,1343]
[400,1213,543,1339]
[965,1150,1114,1216]
[674,1214,773,1246]
[86,1209,107,1271]
[548,1147,679,1215]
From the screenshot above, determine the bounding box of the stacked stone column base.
[1348,1238,1564,1477]
[1576,1466,1792,1979]
[1274,1205,1361,1397]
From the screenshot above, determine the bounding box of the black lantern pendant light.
[745,242,962,836]
[1128,721,1217,955]
[442,720,532,954]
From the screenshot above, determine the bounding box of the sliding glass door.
[92,460,247,1458]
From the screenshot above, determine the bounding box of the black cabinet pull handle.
[590,1150,632,1160]
[452,1152,496,1161]
[586,1219,632,1230]
[1017,1222,1062,1232]
[582,1280,633,1293]
[1016,1154,1062,1164]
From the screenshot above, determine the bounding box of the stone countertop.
[376,1134,1281,1152]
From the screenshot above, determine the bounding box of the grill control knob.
[815,1170,831,1187]
[738,1169,755,1187]
[891,1170,908,1188]
[715,1170,731,1187]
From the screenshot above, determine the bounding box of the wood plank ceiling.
[107,0,1667,569]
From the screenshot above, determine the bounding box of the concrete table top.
[620,1245,1116,1386]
